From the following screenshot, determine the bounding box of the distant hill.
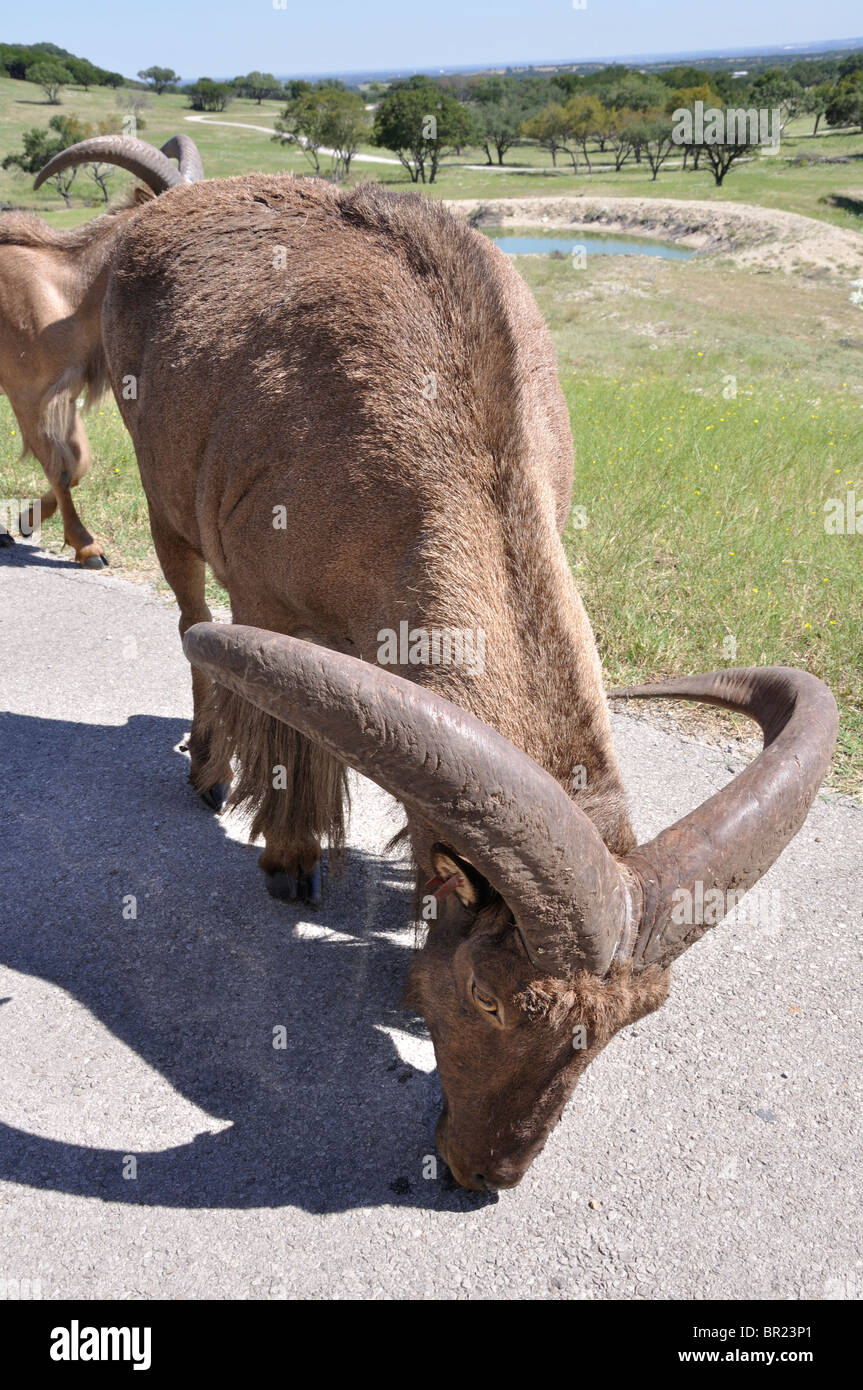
[258,36,863,87]
[0,39,124,86]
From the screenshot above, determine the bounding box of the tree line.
[5,44,863,198]
[269,57,863,186]
[0,42,125,97]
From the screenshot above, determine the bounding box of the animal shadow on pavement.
[0,710,496,1213]
[0,540,82,572]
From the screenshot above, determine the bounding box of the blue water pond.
[484,230,694,260]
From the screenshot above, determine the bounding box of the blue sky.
[8,0,862,79]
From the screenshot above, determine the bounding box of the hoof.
[81,553,109,569]
[0,531,15,549]
[199,779,231,812]
[266,870,298,901]
[265,860,322,906]
[299,861,322,907]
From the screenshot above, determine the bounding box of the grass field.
[1,74,862,791]
[3,76,863,229]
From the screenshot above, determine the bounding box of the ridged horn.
[612,668,837,967]
[182,623,635,975]
[160,134,204,182]
[34,136,183,195]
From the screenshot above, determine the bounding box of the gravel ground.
[1,542,860,1301]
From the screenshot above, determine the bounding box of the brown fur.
[100,175,646,1186]
[0,197,142,251]
[405,894,669,1184]
[102,176,634,860]
[0,189,150,562]
[197,683,349,868]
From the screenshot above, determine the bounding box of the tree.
[321,88,370,179]
[607,108,640,171]
[629,112,677,180]
[73,114,127,199]
[659,65,710,91]
[372,84,473,183]
[83,160,114,202]
[750,70,806,132]
[598,73,668,162]
[26,59,73,104]
[3,115,90,205]
[600,71,666,114]
[2,123,64,175]
[274,85,370,179]
[0,44,31,79]
[474,97,525,165]
[664,84,719,116]
[0,42,121,88]
[273,88,330,175]
[2,114,130,204]
[186,78,232,113]
[137,66,181,94]
[787,58,836,87]
[66,57,100,91]
[234,71,281,104]
[562,94,604,172]
[469,78,532,165]
[838,54,863,80]
[807,83,836,135]
[825,74,863,133]
[521,103,570,167]
[667,91,721,171]
[591,100,621,154]
[284,78,313,101]
[552,71,585,100]
[1,42,67,79]
[702,135,757,186]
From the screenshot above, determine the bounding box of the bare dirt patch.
[446,195,863,277]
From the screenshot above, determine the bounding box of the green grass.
[0,79,317,220]
[3,75,863,233]
[0,402,159,577]
[562,376,862,789]
[1,73,862,791]
[2,250,861,789]
[521,252,863,792]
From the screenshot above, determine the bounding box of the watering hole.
[483,228,695,260]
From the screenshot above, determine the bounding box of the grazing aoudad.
[0,135,203,565]
[37,147,837,1189]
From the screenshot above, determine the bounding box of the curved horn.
[160,134,204,182]
[183,623,634,975]
[612,668,837,967]
[34,136,183,195]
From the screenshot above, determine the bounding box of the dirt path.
[184,112,401,165]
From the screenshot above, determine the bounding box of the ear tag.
[424,873,462,903]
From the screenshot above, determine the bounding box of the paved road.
[1,543,860,1300]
